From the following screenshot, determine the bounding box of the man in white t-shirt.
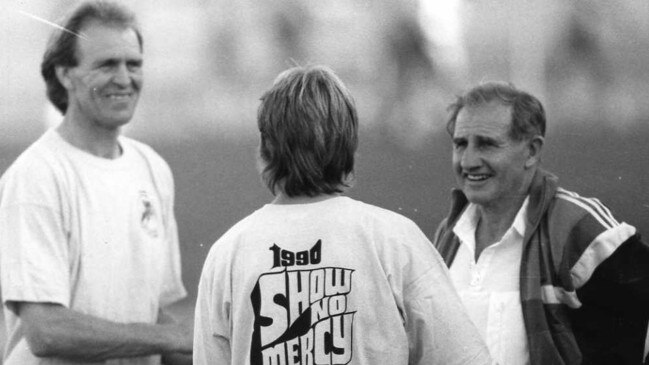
[193,65,493,365]
[0,1,191,364]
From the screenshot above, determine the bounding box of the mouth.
[105,93,134,100]
[463,173,491,182]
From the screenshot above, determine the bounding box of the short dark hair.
[41,0,143,114]
[446,81,546,141]
[257,65,358,197]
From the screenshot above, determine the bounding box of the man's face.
[59,21,143,130]
[452,101,533,210]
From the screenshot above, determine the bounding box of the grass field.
[0,122,648,360]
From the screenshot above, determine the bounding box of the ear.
[524,135,544,168]
[55,65,73,90]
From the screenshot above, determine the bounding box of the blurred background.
[1,0,649,358]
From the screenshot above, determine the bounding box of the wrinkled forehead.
[76,18,142,48]
[74,21,142,60]
[454,101,513,138]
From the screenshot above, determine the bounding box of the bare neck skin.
[473,191,528,261]
[56,116,122,159]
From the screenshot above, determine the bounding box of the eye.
[476,137,499,150]
[481,141,495,148]
[99,60,117,70]
[452,139,466,149]
[127,60,142,72]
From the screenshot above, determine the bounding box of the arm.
[399,224,492,365]
[193,280,232,365]
[158,306,194,365]
[585,233,649,306]
[161,353,193,365]
[574,233,649,364]
[193,245,232,365]
[17,301,191,362]
[404,266,492,365]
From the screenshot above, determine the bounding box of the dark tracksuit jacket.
[434,169,649,365]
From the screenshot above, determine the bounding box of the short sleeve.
[398,223,492,365]
[0,162,71,310]
[193,244,232,364]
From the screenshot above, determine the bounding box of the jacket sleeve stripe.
[585,196,619,226]
[556,190,618,229]
[570,222,636,288]
[540,285,582,308]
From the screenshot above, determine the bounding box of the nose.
[112,63,131,86]
[459,144,481,170]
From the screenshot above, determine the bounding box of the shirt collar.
[453,203,479,254]
[452,196,530,250]
[511,196,529,237]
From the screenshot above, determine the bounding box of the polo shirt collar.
[452,196,530,251]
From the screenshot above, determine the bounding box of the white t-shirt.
[0,129,186,365]
[194,196,491,365]
[449,198,530,365]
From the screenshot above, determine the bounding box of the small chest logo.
[138,190,159,238]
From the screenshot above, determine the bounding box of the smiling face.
[57,21,143,131]
[452,101,537,211]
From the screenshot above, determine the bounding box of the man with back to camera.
[0,1,192,364]
[193,65,493,364]
[433,81,649,364]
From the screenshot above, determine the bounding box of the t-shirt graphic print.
[250,240,356,365]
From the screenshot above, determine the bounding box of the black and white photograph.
[1,1,648,364]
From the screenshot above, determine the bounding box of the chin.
[463,189,493,207]
[96,118,132,131]
[104,110,134,125]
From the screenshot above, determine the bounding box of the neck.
[56,115,122,159]
[473,180,532,261]
[475,194,526,243]
[474,168,535,244]
[272,192,341,205]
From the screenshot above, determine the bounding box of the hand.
[158,309,193,354]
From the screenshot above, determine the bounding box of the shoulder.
[1,133,65,199]
[550,187,631,235]
[122,137,172,174]
[201,210,262,276]
[549,187,637,287]
[339,199,433,259]
[342,198,422,232]
[206,208,261,253]
[6,132,61,171]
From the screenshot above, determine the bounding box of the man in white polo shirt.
[434,82,649,365]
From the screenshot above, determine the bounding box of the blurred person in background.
[193,65,492,365]
[433,82,649,365]
[0,1,192,364]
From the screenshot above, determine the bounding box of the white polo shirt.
[449,197,530,365]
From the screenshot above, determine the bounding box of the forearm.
[19,302,190,362]
[158,306,194,364]
[162,352,193,365]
